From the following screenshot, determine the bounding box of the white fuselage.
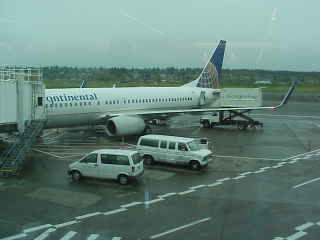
[45,87,220,128]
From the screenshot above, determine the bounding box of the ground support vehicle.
[200,110,263,131]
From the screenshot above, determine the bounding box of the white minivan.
[67,149,144,184]
[137,134,213,170]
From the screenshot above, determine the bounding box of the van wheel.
[71,170,82,181]
[143,155,154,165]
[203,121,210,128]
[237,123,248,131]
[118,174,129,185]
[189,161,200,170]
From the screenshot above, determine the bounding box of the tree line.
[42,66,320,85]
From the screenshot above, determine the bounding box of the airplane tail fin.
[183,40,226,88]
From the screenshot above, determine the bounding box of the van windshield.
[188,141,200,151]
[132,153,142,164]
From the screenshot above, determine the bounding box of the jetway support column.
[16,73,26,133]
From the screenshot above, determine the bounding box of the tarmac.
[0,100,320,240]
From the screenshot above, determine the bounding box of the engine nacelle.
[106,115,146,137]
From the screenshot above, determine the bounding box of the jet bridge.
[0,66,46,176]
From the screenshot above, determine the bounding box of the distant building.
[254,80,272,85]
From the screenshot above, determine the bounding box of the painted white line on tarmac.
[190,184,206,190]
[233,175,246,180]
[54,220,78,228]
[23,224,53,233]
[278,162,288,165]
[286,231,307,240]
[87,234,100,240]
[144,198,164,204]
[120,202,143,208]
[0,233,27,240]
[293,177,320,189]
[178,189,196,195]
[214,155,281,161]
[150,217,211,239]
[260,166,271,170]
[284,148,320,161]
[216,178,230,182]
[295,222,314,231]
[252,113,320,119]
[60,231,77,240]
[272,165,283,168]
[75,212,101,220]
[158,192,177,198]
[207,182,223,187]
[288,160,298,164]
[32,148,64,159]
[103,208,128,216]
[45,152,87,155]
[34,228,56,240]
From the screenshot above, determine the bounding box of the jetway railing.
[0,120,46,176]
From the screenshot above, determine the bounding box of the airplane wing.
[105,81,296,118]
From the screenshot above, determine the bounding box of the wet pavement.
[0,100,320,240]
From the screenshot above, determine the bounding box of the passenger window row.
[45,96,193,108]
[105,97,193,105]
[46,101,98,108]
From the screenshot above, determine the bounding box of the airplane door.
[199,91,206,106]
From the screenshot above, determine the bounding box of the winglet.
[80,79,88,88]
[273,81,297,110]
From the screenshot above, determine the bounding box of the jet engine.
[106,115,146,137]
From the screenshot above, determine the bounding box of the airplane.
[45,40,296,136]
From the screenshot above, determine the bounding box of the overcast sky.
[1,0,319,71]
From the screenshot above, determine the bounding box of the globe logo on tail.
[197,62,219,89]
